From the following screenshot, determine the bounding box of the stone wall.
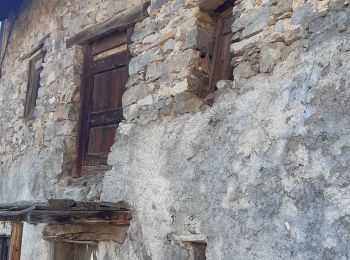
[0,0,350,259]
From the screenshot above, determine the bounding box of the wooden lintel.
[42,223,129,243]
[0,201,48,210]
[25,210,132,225]
[66,1,150,48]
[20,33,50,60]
[0,200,132,226]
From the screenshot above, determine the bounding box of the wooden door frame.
[75,28,133,177]
[8,222,23,260]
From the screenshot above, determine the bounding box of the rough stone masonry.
[1,0,350,259]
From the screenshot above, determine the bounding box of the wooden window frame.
[24,49,45,119]
[76,28,133,176]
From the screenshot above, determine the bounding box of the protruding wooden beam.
[25,210,132,225]
[66,2,151,48]
[0,200,132,225]
[42,223,129,243]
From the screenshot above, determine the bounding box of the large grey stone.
[259,42,285,73]
[122,83,152,106]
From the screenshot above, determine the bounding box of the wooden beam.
[8,222,23,260]
[25,210,132,225]
[0,200,132,225]
[43,223,129,243]
[0,201,48,210]
[66,2,150,48]
[20,33,50,60]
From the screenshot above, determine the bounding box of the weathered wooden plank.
[25,210,132,225]
[89,109,123,126]
[0,201,48,210]
[66,2,150,48]
[92,32,127,55]
[48,199,76,210]
[43,223,129,243]
[90,51,129,73]
[8,222,23,260]
[20,33,50,60]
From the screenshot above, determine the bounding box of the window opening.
[24,49,45,118]
[208,6,234,92]
[200,5,234,98]
[0,236,10,260]
[54,242,97,260]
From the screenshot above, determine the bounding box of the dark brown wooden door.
[208,7,234,94]
[78,31,130,171]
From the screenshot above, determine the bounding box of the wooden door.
[78,31,130,172]
[208,7,234,94]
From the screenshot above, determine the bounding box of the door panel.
[79,30,130,169]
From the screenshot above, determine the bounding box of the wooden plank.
[0,201,48,210]
[84,154,109,166]
[87,126,115,154]
[20,33,50,60]
[205,7,234,96]
[204,14,224,97]
[8,222,23,260]
[92,32,127,55]
[93,44,128,61]
[89,109,123,126]
[25,210,132,225]
[66,2,150,48]
[24,50,45,118]
[48,199,76,210]
[90,51,129,73]
[42,223,129,243]
[76,43,93,176]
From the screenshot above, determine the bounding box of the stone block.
[146,62,164,81]
[259,42,285,73]
[129,48,159,76]
[153,99,167,110]
[336,11,349,32]
[291,4,311,25]
[242,18,268,39]
[122,83,152,106]
[284,26,301,45]
[171,79,190,96]
[233,61,257,81]
[163,39,176,54]
[137,95,154,106]
[123,104,140,121]
[274,20,284,32]
[138,107,158,125]
[273,0,293,15]
[174,95,205,114]
[182,27,215,55]
[216,80,234,90]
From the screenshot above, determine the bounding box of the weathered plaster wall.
[0,0,350,259]
[103,0,350,259]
